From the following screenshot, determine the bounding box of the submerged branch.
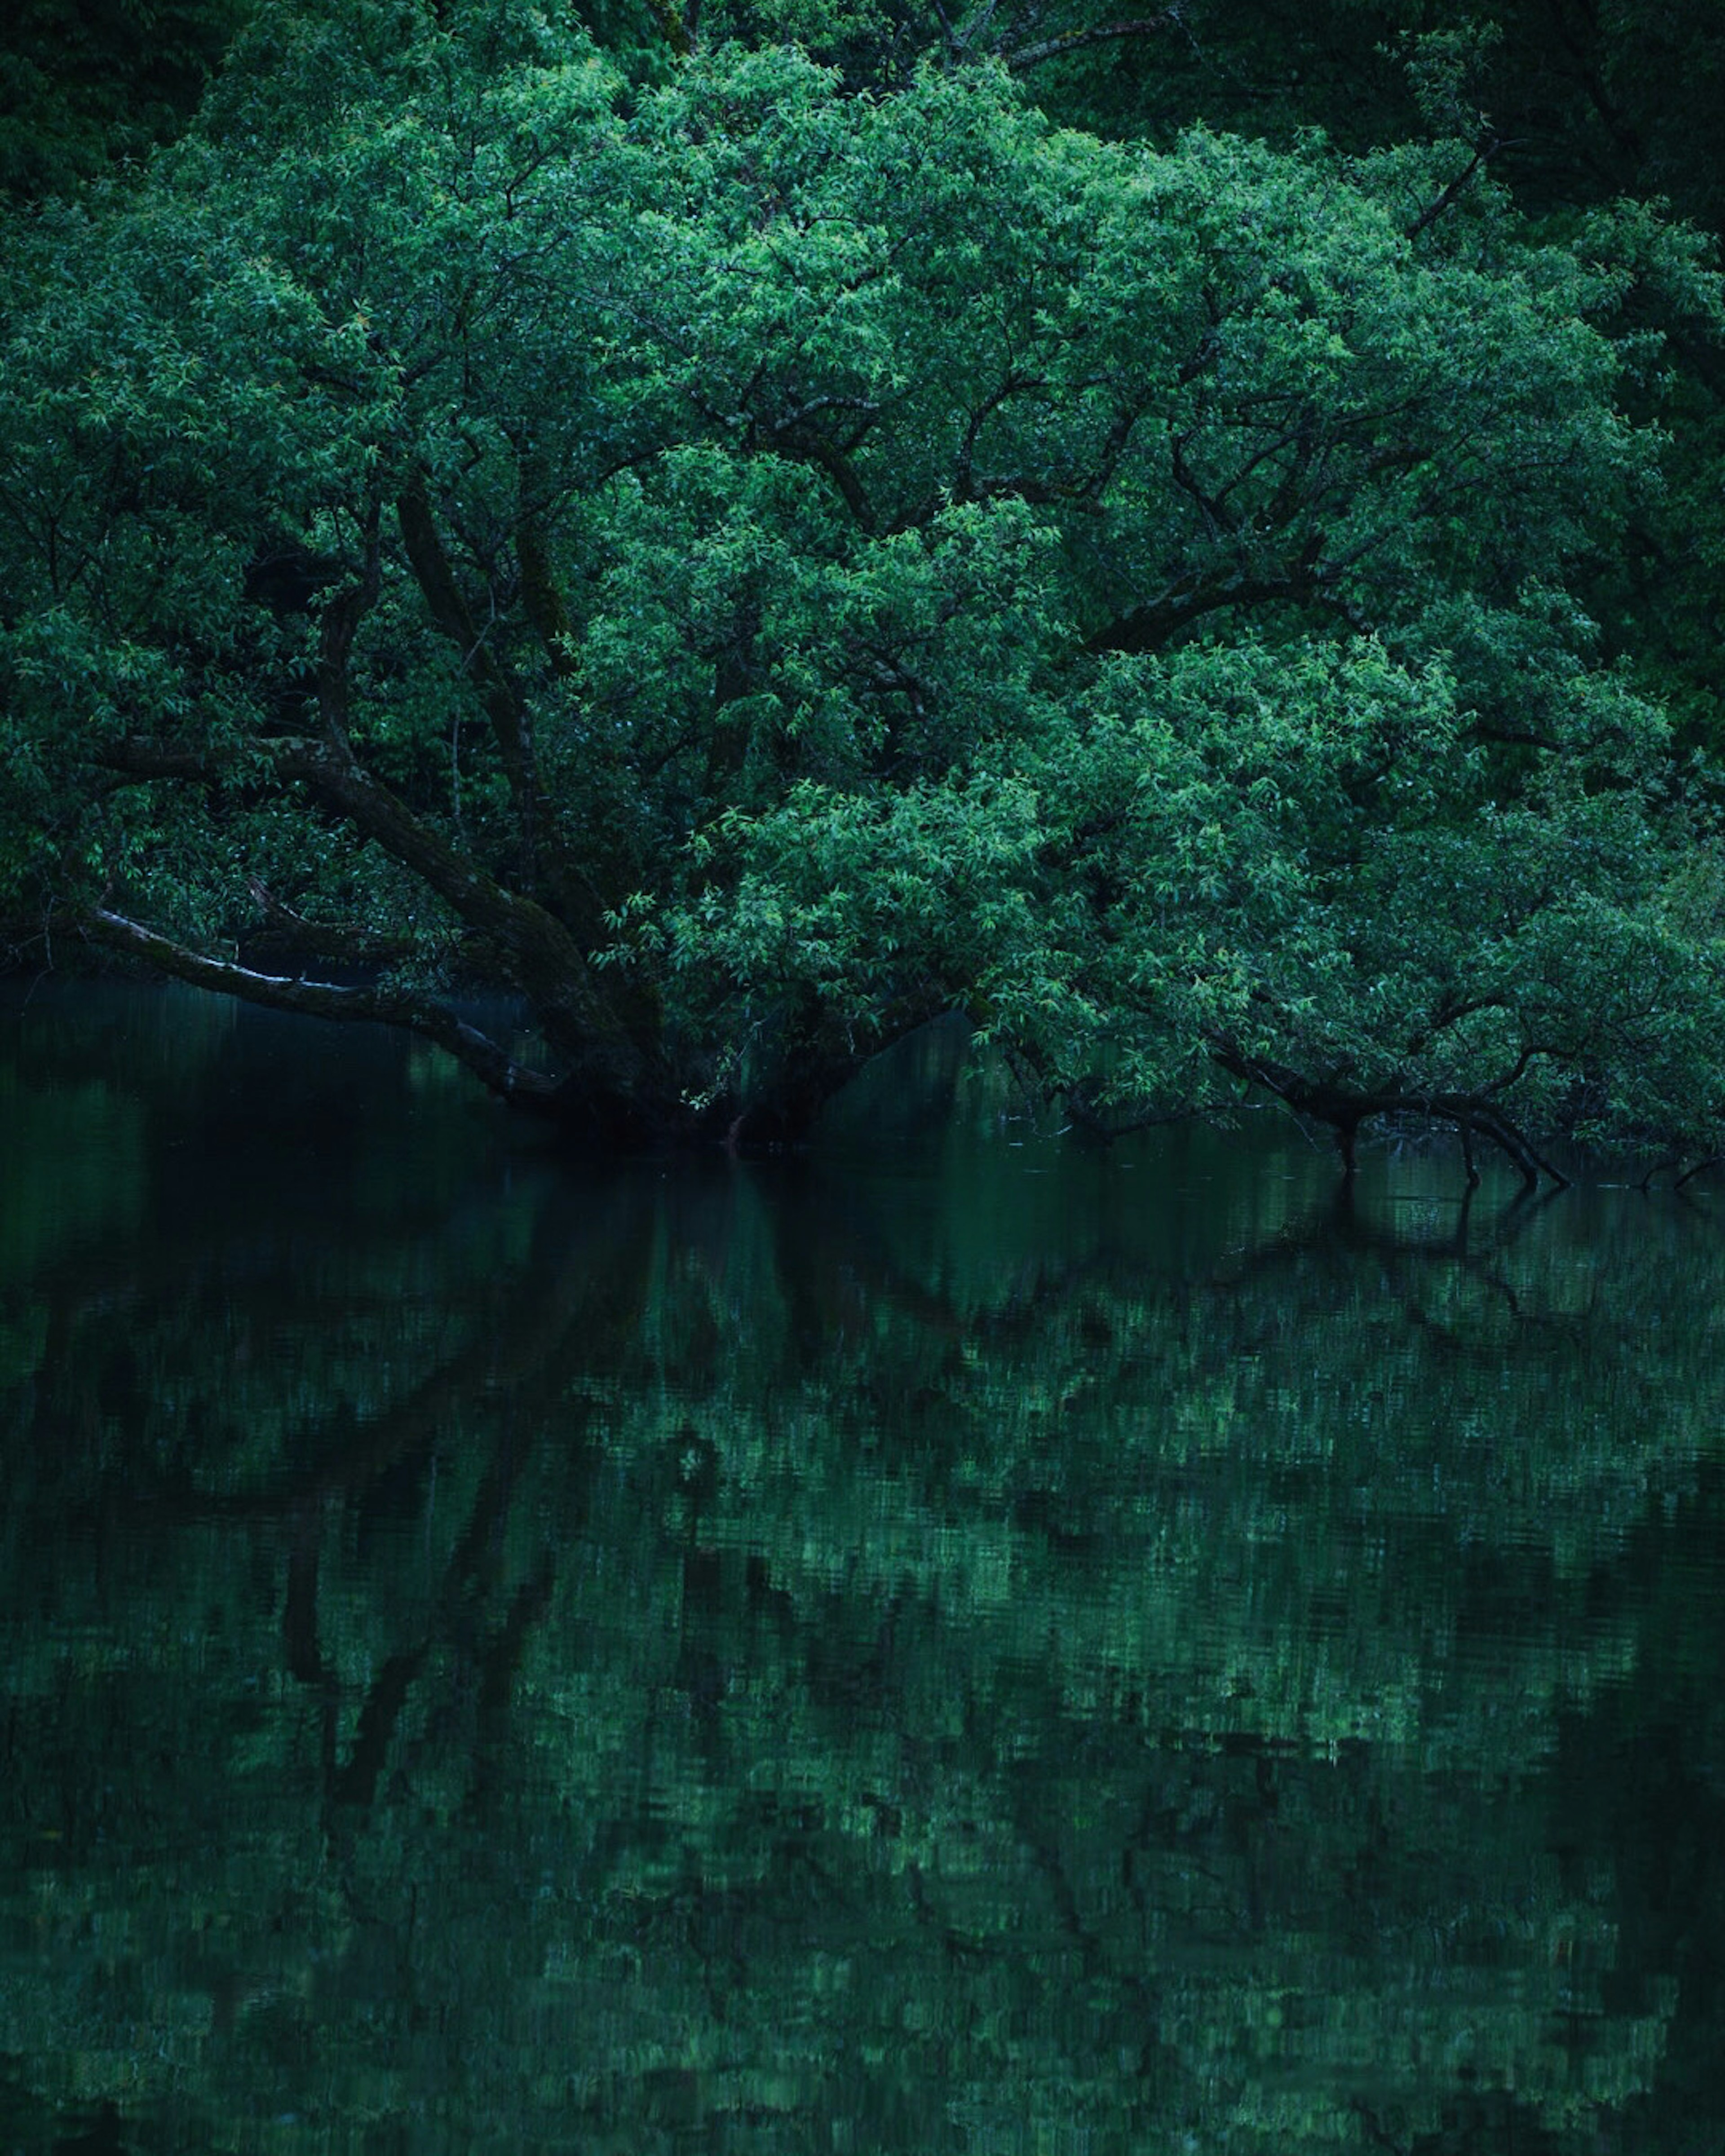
[96,732,625,1062]
[1211,1043,1573,1188]
[79,908,562,1108]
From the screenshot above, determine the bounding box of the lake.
[3,983,1724,2153]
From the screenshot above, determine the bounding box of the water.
[3,983,1725,2153]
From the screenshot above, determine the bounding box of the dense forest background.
[4,0,1725,1169]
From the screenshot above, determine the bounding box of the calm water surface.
[3,985,1725,2153]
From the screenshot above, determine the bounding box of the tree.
[3,0,1723,1167]
[0,0,254,201]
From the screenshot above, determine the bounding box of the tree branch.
[1211,1043,1572,1187]
[397,469,540,861]
[1405,135,1516,241]
[93,733,637,1080]
[645,0,692,57]
[316,500,382,744]
[765,423,880,532]
[241,882,401,965]
[1008,11,1177,71]
[1086,565,1323,655]
[514,509,578,680]
[98,735,564,967]
[78,907,562,1108]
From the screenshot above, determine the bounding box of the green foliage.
[0,0,252,200]
[2,4,1723,1161]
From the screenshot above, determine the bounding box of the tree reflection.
[1,1004,1723,2150]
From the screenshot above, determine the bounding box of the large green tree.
[3,0,1723,1167]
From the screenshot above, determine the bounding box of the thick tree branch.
[514,511,578,680]
[1086,560,1326,655]
[99,736,560,966]
[645,0,693,56]
[767,426,880,532]
[1212,1043,1572,1188]
[1008,12,1177,71]
[79,907,562,1108]
[316,502,382,742]
[397,470,540,858]
[242,881,425,973]
[93,733,642,1083]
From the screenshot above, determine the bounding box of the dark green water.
[4,985,1725,2154]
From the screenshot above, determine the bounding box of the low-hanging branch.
[97,732,605,1020]
[1212,1044,1574,1189]
[91,730,680,1117]
[79,907,564,1108]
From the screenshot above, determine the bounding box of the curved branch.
[243,880,423,973]
[1062,1084,1201,1141]
[100,736,575,972]
[1212,1044,1572,1188]
[1008,12,1178,71]
[93,733,646,1087]
[769,428,879,532]
[79,907,562,1108]
[1086,565,1325,655]
[397,471,540,857]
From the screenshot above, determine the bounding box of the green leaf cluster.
[2,1,1723,1164]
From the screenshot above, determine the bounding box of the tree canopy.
[3,0,1724,1169]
